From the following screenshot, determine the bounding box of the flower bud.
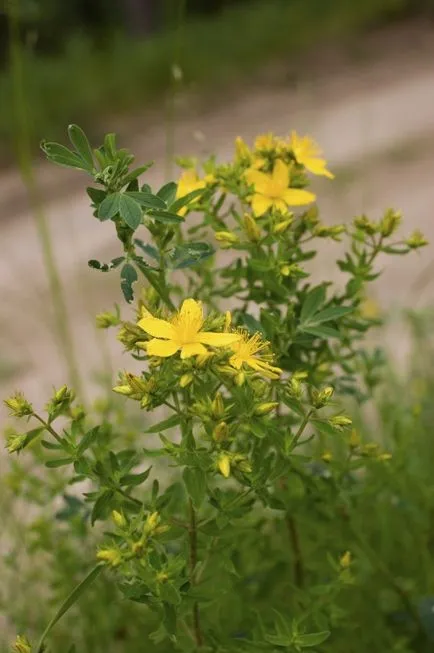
[273,217,293,234]
[213,421,229,442]
[354,215,377,235]
[211,392,225,419]
[95,310,120,329]
[180,373,194,388]
[4,392,33,418]
[214,231,239,247]
[288,376,303,399]
[377,452,392,462]
[118,321,144,350]
[144,511,160,535]
[97,548,122,567]
[5,431,28,455]
[321,451,333,463]
[349,429,360,449]
[45,386,75,419]
[340,551,351,569]
[233,454,252,474]
[328,415,352,430]
[406,230,428,249]
[218,453,231,478]
[196,351,214,367]
[224,311,232,331]
[131,541,145,556]
[313,386,334,408]
[254,402,278,416]
[112,510,127,529]
[12,636,31,653]
[235,371,246,386]
[235,136,251,162]
[243,213,261,242]
[380,208,401,237]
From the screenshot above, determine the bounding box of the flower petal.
[272,159,289,191]
[283,188,316,206]
[245,169,270,194]
[198,332,242,347]
[229,353,243,370]
[178,298,204,328]
[304,159,334,179]
[251,194,273,216]
[147,339,180,357]
[180,343,208,358]
[248,359,282,379]
[272,199,288,213]
[138,317,176,339]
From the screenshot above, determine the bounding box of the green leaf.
[45,458,73,468]
[296,631,330,647]
[148,209,184,225]
[119,194,143,230]
[169,187,206,213]
[120,466,152,487]
[36,564,103,653]
[307,305,353,325]
[157,181,177,205]
[68,124,94,169]
[98,193,121,221]
[301,325,341,339]
[103,133,117,159]
[41,141,88,171]
[146,414,181,433]
[170,242,215,269]
[312,420,338,437]
[120,263,138,303]
[88,257,124,272]
[87,187,106,206]
[77,426,99,455]
[183,467,207,508]
[91,490,114,525]
[126,191,166,210]
[240,313,265,335]
[159,583,181,605]
[300,286,326,323]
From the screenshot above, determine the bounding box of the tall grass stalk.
[7,1,82,394]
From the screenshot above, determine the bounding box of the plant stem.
[188,497,203,648]
[8,2,82,394]
[33,414,64,446]
[292,409,313,449]
[285,515,304,588]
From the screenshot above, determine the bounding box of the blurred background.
[0,0,434,403]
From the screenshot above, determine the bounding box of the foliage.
[2,125,430,653]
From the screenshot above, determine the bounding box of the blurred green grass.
[0,0,413,165]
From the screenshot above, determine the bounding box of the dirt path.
[1,22,434,408]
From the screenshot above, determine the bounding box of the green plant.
[3,125,429,653]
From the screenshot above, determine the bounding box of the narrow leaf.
[126,191,166,210]
[68,124,94,169]
[146,414,181,433]
[36,565,103,653]
[41,141,87,171]
[300,286,326,323]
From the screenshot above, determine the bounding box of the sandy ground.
[1,21,434,410]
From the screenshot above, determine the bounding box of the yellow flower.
[289,131,334,179]
[254,132,278,152]
[245,159,315,217]
[138,299,240,359]
[175,169,206,216]
[229,330,282,379]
